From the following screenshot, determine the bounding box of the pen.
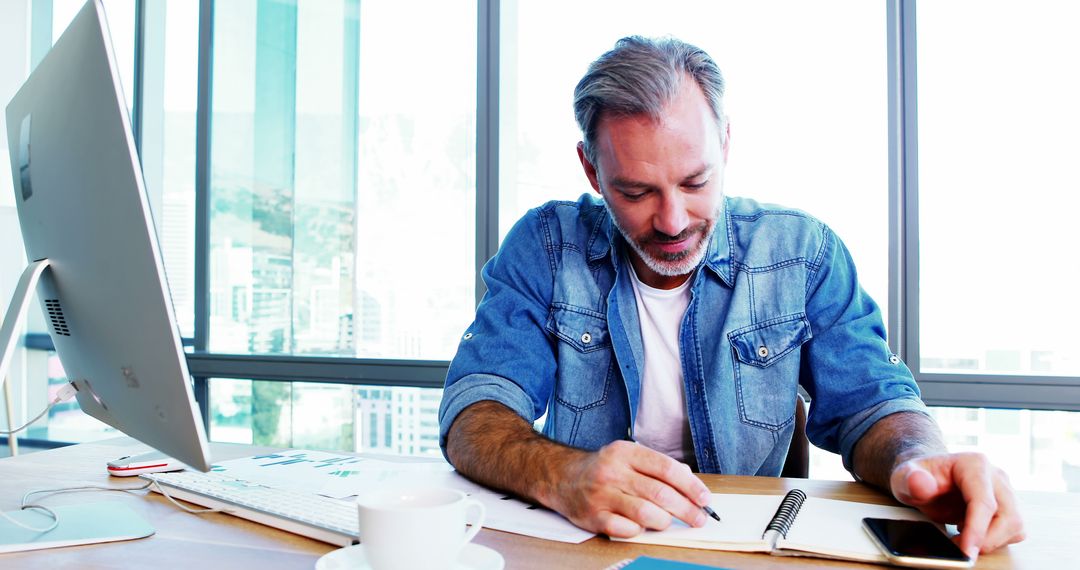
[623,438,718,523]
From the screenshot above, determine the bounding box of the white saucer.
[316,542,504,570]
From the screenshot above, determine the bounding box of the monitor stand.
[0,259,52,393]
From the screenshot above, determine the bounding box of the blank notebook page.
[618,493,785,551]
[778,497,928,561]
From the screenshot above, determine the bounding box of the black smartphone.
[862,517,973,569]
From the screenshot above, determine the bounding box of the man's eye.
[686,180,709,190]
[622,190,647,200]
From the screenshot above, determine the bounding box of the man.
[438,36,1024,559]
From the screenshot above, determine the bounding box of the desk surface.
[1,438,1072,569]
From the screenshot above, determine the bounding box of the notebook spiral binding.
[762,489,808,539]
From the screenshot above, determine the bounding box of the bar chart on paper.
[207,450,594,543]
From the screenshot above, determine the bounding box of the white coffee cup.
[356,486,486,570]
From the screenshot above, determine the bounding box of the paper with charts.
[212,450,595,544]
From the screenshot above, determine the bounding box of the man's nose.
[653,192,690,237]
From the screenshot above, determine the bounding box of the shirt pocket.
[728,314,812,430]
[546,304,614,411]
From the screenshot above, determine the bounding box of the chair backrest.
[780,393,809,478]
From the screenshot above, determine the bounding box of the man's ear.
[577,141,602,194]
[722,119,731,164]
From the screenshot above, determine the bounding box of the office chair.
[780,393,809,478]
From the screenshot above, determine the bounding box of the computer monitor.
[2,0,211,471]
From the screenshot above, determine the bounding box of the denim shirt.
[439,194,927,475]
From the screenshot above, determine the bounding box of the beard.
[606,204,721,277]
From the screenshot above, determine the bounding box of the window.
[207,381,443,456]
[0,0,135,442]
[22,352,120,443]
[811,406,1080,493]
[368,408,378,449]
[51,0,136,117]
[2,0,1077,476]
[501,0,889,317]
[916,1,1080,378]
[207,379,437,457]
[139,0,200,338]
[207,0,476,360]
[210,379,356,451]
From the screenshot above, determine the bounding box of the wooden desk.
[1,438,1072,569]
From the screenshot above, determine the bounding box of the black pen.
[624,438,719,522]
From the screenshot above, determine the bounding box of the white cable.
[148,480,225,514]
[0,382,79,436]
[0,505,60,533]
[21,482,152,506]
[1,475,225,534]
[0,403,55,436]
[1,480,151,534]
[0,383,81,530]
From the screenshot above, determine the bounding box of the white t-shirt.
[627,262,697,467]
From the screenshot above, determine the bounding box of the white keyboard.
[143,470,358,546]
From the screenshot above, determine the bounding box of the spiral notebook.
[616,490,931,564]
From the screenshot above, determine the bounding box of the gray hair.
[574,36,727,165]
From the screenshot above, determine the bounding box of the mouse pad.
[0,501,154,553]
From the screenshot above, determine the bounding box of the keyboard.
[142,470,358,546]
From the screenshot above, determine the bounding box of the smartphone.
[862,517,973,569]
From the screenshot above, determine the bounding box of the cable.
[148,480,225,514]
[0,383,81,531]
[0,505,59,533]
[21,482,152,505]
[1,474,226,533]
[0,381,79,436]
[1,481,152,533]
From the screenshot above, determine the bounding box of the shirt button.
[757,345,769,358]
[581,332,592,344]
[889,354,900,364]
[463,332,473,340]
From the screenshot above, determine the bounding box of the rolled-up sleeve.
[800,227,929,471]
[438,208,557,461]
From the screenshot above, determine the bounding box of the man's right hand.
[544,440,712,537]
[445,401,711,539]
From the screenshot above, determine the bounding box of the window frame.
[888,0,1080,411]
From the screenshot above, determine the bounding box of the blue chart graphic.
[250,452,363,469]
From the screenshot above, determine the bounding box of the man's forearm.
[851,411,948,490]
[445,400,584,507]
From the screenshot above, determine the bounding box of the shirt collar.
[589,197,734,287]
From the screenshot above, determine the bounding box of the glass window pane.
[139,0,199,338]
[809,406,1080,493]
[501,0,889,323]
[917,2,1080,376]
[1,1,134,446]
[52,0,136,117]
[13,351,117,443]
[930,407,1080,493]
[209,0,476,359]
[208,379,443,456]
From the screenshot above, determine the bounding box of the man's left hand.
[890,452,1026,560]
